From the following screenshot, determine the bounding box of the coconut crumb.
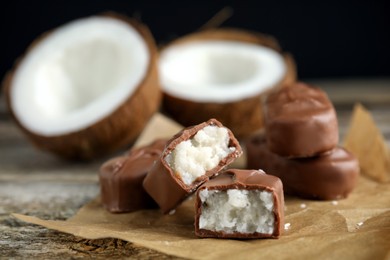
[168,209,176,215]
[300,203,307,209]
[284,223,291,230]
[356,222,364,229]
[332,200,338,205]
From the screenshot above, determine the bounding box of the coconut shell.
[3,14,161,160]
[161,29,296,138]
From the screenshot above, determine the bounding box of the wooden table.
[1,79,389,258]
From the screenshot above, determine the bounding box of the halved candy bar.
[246,134,359,200]
[143,118,242,214]
[99,139,167,213]
[265,82,338,158]
[195,169,284,239]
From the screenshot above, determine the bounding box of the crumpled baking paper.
[344,103,390,182]
[13,113,390,259]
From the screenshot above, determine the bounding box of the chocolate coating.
[265,82,338,158]
[99,139,167,213]
[125,139,168,156]
[195,169,284,239]
[143,119,242,214]
[246,134,360,200]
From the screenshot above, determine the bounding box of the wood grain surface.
[1,78,389,259]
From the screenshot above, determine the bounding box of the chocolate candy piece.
[246,134,359,200]
[99,140,167,213]
[265,82,338,158]
[195,169,284,239]
[143,118,242,214]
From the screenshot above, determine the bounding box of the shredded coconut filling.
[199,189,275,234]
[165,125,235,185]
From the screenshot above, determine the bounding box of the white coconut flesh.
[10,16,150,136]
[199,188,275,234]
[159,40,286,103]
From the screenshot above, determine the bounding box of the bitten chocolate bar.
[265,82,338,158]
[195,169,284,239]
[246,134,359,200]
[143,118,242,214]
[99,139,167,213]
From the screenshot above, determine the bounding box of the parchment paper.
[13,113,390,259]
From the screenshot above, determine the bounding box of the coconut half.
[3,14,160,160]
[159,29,296,137]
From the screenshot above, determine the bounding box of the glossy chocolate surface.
[246,134,359,200]
[265,82,338,158]
[99,139,167,213]
[143,118,242,214]
[195,169,284,239]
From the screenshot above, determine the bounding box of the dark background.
[1,0,389,81]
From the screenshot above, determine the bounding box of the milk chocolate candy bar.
[143,119,242,214]
[195,169,284,239]
[265,82,338,158]
[246,134,359,200]
[99,139,167,213]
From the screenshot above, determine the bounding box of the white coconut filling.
[165,125,235,185]
[10,16,149,136]
[159,40,286,103]
[199,189,275,234]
